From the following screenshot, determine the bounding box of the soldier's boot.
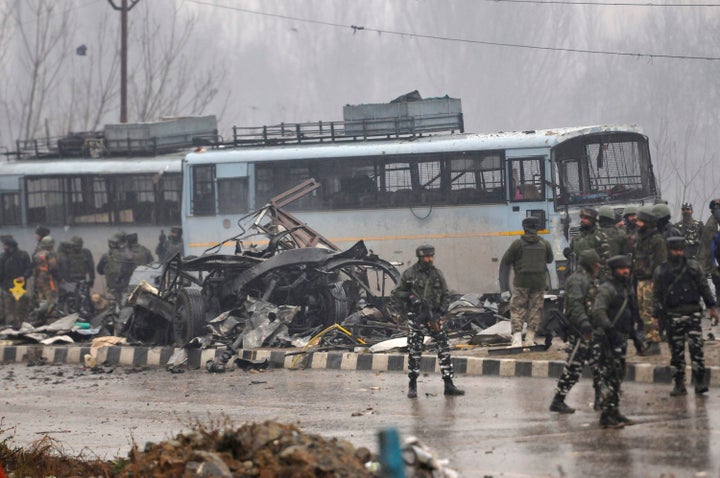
[599,410,625,429]
[693,371,708,395]
[642,341,661,356]
[549,394,575,414]
[593,387,601,411]
[523,329,536,347]
[443,378,465,396]
[613,410,635,426]
[670,376,687,396]
[510,332,522,348]
[407,378,417,399]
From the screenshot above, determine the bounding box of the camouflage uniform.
[392,259,453,381]
[591,259,635,426]
[500,229,554,335]
[675,219,703,260]
[58,237,95,286]
[594,224,629,281]
[32,238,60,306]
[552,255,599,403]
[126,233,154,274]
[97,235,133,302]
[697,212,720,302]
[653,250,716,392]
[0,237,32,328]
[633,223,666,343]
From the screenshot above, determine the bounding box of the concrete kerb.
[0,344,717,387]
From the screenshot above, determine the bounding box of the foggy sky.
[2,0,719,220]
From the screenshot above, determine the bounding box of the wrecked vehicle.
[123,180,401,347]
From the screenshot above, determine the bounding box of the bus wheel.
[173,288,205,346]
[322,282,349,325]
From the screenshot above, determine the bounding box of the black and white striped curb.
[0,344,716,387]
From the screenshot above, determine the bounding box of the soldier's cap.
[71,236,83,247]
[35,226,50,238]
[579,208,598,220]
[623,205,638,217]
[607,254,632,269]
[652,203,671,220]
[636,206,656,224]
[415,244,435,257]
[710,199,720,211]
[522,216,541,231]
[681,202,693,210]
[578,249,601,268]
[666,236,686,250]
[1,235,17,247]
[125,232,138,244]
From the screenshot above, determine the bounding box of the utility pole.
[108,0,141,123]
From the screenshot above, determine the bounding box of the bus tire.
[173,288,205,346]
[322,282,349,325]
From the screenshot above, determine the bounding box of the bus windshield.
[553,132,655,207]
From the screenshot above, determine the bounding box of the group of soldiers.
[392,199,720,430]
[548,201,720,428]
[0,226,184,328]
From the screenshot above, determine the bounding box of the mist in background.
[1,0,719,219]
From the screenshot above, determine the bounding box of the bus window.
[218,177,249,214]
[158,174,182,224]
[449,152,504,204]
[115,175,156,223]
[509,157,544,201]
[0,192,21,225]
[554,134,654,205]
[27,177,65,225]
[192,165,216,216]
[69,176,110,224]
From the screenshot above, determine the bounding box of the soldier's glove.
[500,291,511,302]
[409,294,422,307]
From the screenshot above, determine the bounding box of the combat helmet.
[522,216,541,232]
[636,206,656,224]
[597,206,615,222]
[415,244,435,258]
[39,235,54,250]
[607,254,631,269]
[578,249,601,269]
[623,205,638,217]
[579,208,598,221]
[652,203,671,221]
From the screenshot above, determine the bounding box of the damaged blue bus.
[181,121,659,293]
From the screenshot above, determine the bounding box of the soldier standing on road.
[156,227,184,263]
[569,208,599,259]
[595,206,629,281]
[499,216,554,347]
[97,233,133,302]
[652,203,682,240]
[697,199,720,302]
[549,249,601,414]
[632,206,666,355]
[621,206,639,251]
[0,236,32,328]
[32,236,60,308]
[392,244,465,398]
[653,237,718,396]
[592,255,636,429]
[675,203,703,260]
[126,232,154,270]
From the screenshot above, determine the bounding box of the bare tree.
[128,0,227,122]
[9,0,71,142]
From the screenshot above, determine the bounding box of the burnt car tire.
[173,288,205,346]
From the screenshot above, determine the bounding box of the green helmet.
[636,206,656,224]
[39,235,54,250]
[578,249,601,269]
[623,205,638,217]
[597,206,615,221]
[416,244,435,258]
[652,203,671,221]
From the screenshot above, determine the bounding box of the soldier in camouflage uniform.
[621,205,639,252]
[569,208,599,260]
[97,233,134,302]
[595,206,629,281]
[32,236,60,307]
[126,233,154,273]
[652,203,682,240]
[592,255,637,429]
[0,236,32,328]
[675,203,704,260]
[653,237,718,396]
[392,244,464,398]
[499,216,554,347]
[632,206,666,354]
[549,249,601,414]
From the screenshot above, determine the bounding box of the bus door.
[506,152,549,228]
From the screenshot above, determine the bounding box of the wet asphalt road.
[1,363,718,477]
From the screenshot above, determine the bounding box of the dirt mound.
[1,420,374,477]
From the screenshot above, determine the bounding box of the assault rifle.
[410,296,442,332]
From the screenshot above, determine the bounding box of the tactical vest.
[663,264,701,309]
[518,239,548,274]
[68,249,88,279]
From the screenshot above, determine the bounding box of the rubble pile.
[1,421,376,477]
